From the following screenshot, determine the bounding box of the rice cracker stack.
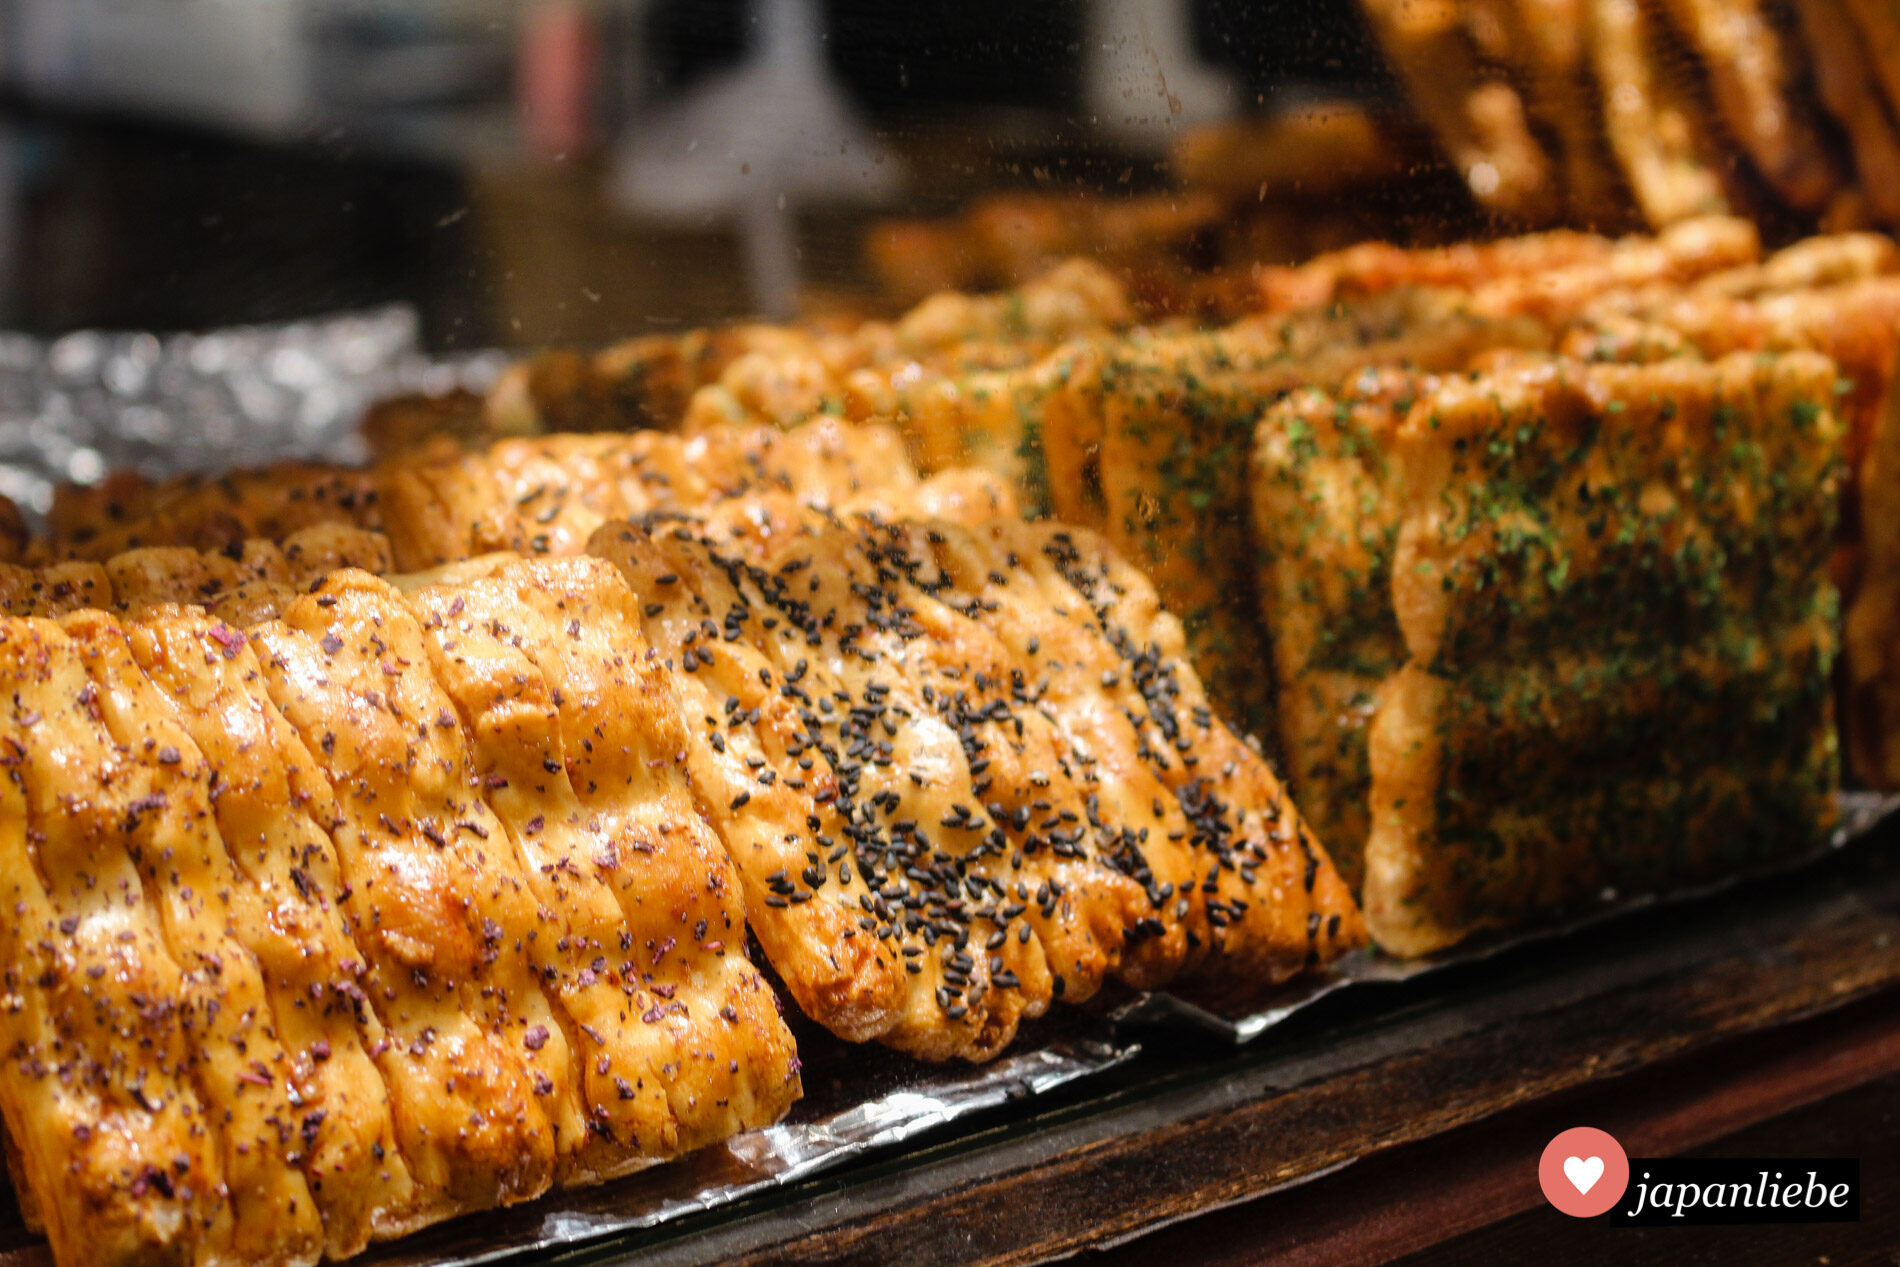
[1250,367,1425,890]
[32,419,948,574]
[0,562,803,1267]
[1360,351,1842,954]
[1254,351,1842,952]
[588,502,1364,1058]
[1092,297,1551,738]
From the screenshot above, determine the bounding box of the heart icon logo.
[1541,1127,1627,1216]
[1563,1154,1605,1195]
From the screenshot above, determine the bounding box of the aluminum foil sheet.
[0,306,507,520]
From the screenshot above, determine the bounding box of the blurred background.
[4,0,1880,356]
[0,0,1430,349]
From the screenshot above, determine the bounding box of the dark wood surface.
[1086,990,1900,1266]
[1398,1064,1900,1266]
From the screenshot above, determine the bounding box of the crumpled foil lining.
[0,308,1887,1263]
[0,306,507,520]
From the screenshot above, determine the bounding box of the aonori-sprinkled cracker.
[1366,352,1842,954]
[1578,269,1900,471]
[1093,302,1550,738]
[1250,368,1426,890]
